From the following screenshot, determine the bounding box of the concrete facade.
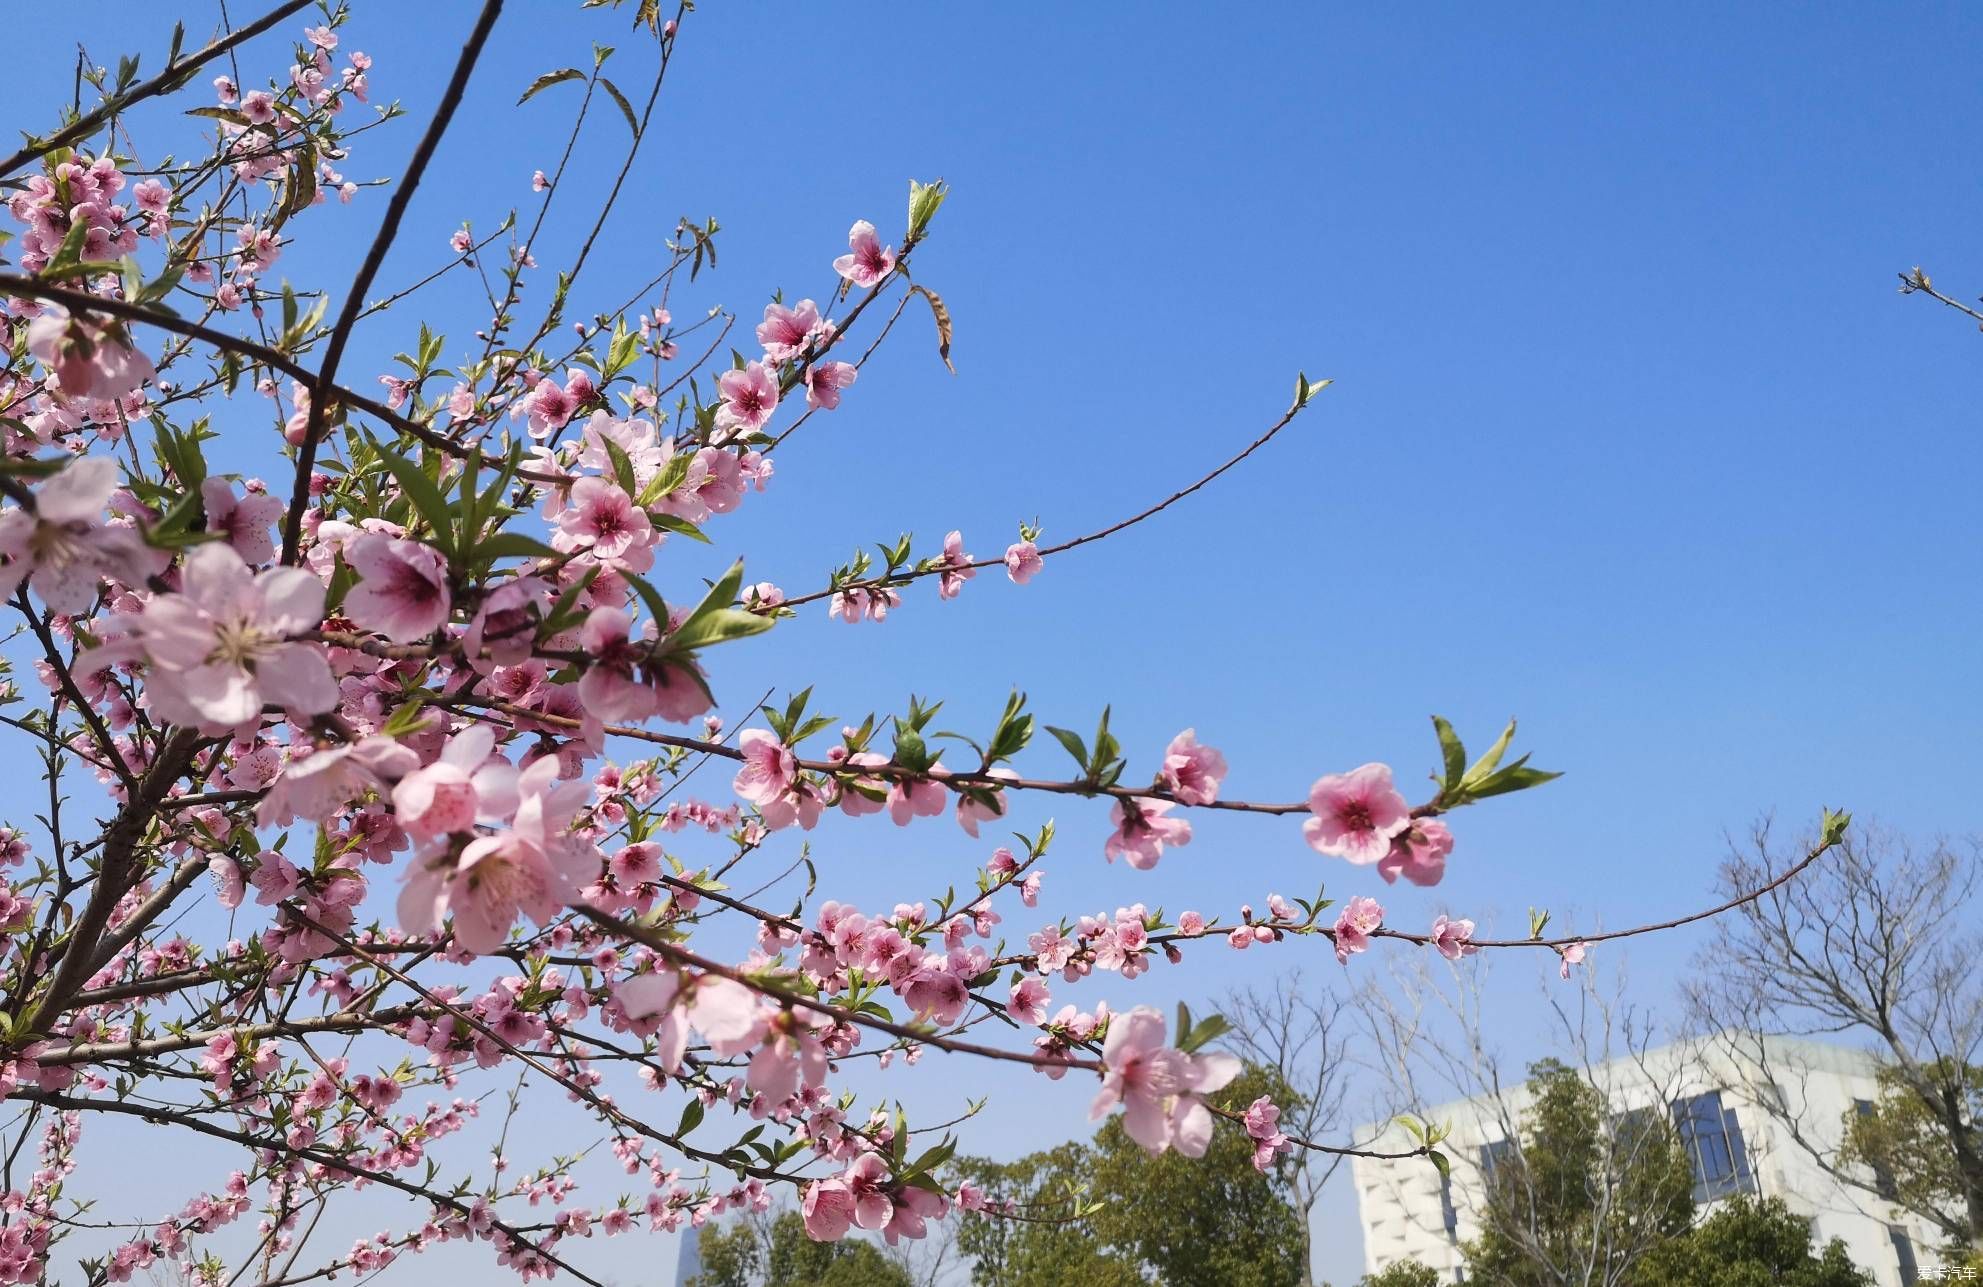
[1349,1033,1948,1285]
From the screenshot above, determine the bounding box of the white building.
[1350,1033,1947,1286]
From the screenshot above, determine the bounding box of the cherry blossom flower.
[936,530,976,600]
[554,476,653,567]
[26,306,155,402]
[832,220,896,288]
[0,457,152,614]
[1332,894,1385,965]
[802,1179,856,1242]
[200,478,286,564]
[392,724,521,840]
[1559,940,1589,979]
[1303,763,1412,864]
[256,736,418,828]
[1008,977,1050,1026]
[1089,1007,1240,1157]
[713,361,779,441]
[755,299,820,362]
[1243,1095,1293,1172]
[134,543,337,732]
[802,361,857,411]
[1004,540,1042,584]
[397,757,595,954]
[1379,817,1455,886]
[733,729,797,807]
[1430,913,1478,961]
[1103,799,1191,870]
[1160,729,1227,805]
[342,534,452,641]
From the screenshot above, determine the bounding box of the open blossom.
[832,220,896,288]
[256,736,418,828]
[733,729,797,806]
[397,756,595,954]
[714,361,779,440]
[1090,1007,1241,1157]
[1103,799,1191,870]
[342,533,451,641]
[554,476,653,566]
[133,543,337,731]
[1379,817,1455,886]
[1430,913,1478,961]
[1333,894,1385,965]
[1004,539,1042,584]
[755,298,820,362]
[201,478,285,564]
[936,530,976,599]
[574,606,713,724]
[1559,940,1590,979]
[392,724,520,840]
[0,457,152,614]
[1303,763,1412,864]
[1243,1095,1294,1172]
[26,306,155,402]
[1160,729,1227,805]
[802,360,857,411]
[1008,977,1051,1026]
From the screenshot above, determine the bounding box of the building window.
[1888,1225,1919,1286]
[1439,1167,1459,1240]
[1854,1099,1900,1199]
[1478,1138,1516,1179]
[1671,1091,1755,1203]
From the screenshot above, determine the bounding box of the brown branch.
[0,0,316,178]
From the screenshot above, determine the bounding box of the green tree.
[954,1065,1307,1286]
[1841,1058,1983,1260]
[687,1211,912,1287]
[1463,1059,1696,1287]
[1356,1261,1441,1287]
[1636,1195,1870,1287]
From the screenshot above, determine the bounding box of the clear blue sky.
[6,3,1982,1282]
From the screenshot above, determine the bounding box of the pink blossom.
[802,361,857,411]
[1003,540,1042,584]
[713,361,779,441]
[755,299,820,362]
[26,306,155,402]
[200,478,285,564]
[1178,910,1206,936]
[1089,1006,1241,1157]
[392,724,520,840]
[1242,1095,1293,1172]
[1559,940,1589,980]
[1160,729,1227,806]
[555,476,653,565]
[801,1179,855,1241]
[1332,894,1385,965]
[134,543,337,731]
[1008,977,1050,1026]
[887,774,947,826]
[936,530,976,600]
[733,729,797,806]
[1378,817,1455,886]
[0,457,153,614]
[342,534,452,641]
[1303,763,1412,864]
[397,756,595,954]
[256,736,418,829]
[1103,800,1191,871]
[832,220,896,288]
[1430,914,1477,961]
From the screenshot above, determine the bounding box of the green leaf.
[1466,760,1563,799]
[1465,719,1518,785]
[601,436,639,497]
[1819,807,1852,849]
[368,441,456,561]
[649,512,710,543]
[474,533,558,564]
[907,177,949,241]
[1044,726,1089,774]
[1429,1148,1451,1178]
[517,68,585,104]
[1432,715,1466,794]
[675,1097,705,1136]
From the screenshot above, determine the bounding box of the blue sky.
[7,2,1983,1283]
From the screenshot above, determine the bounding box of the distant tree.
[1223,968,1356,1286]
[688,1210,912,1287]
[953,1065,1307,1285]
[1356,1261,1442,1287]
[1689,820,1983,1253]
[1463,1059,1696,1287]
[1636,1195,1870,1287]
